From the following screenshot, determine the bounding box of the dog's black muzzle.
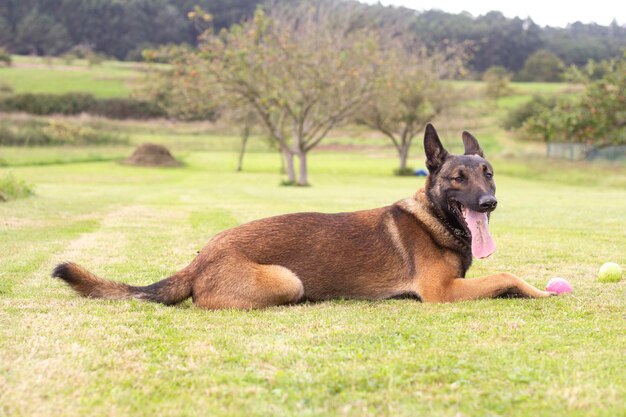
[478,195,498,212]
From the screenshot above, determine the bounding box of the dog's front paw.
[535,289,556,298]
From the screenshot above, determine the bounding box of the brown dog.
[52,124,552,309]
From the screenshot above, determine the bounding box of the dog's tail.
[51,262,194,305]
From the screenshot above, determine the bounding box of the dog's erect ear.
[462,131,484,157]
[424,123,449,172]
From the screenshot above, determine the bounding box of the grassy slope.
[0,65,624,415]
[1,149,625,417]
[0,56,142,98]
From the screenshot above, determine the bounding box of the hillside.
[0,0,624,72]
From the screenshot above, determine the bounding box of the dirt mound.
[123,143,182,167]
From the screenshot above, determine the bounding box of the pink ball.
[546,277,572,294]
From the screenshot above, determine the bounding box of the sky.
[362,0,625,27]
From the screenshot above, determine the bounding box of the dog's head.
[423,123,497,259]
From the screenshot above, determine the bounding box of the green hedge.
[0,119,128,146]
[91,98,165,119]
[0,93,96,115]
[0,93,166,119]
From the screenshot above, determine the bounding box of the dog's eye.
[453,176,465,183]
[485,172,493,179]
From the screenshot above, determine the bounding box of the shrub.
[483,66,512,102]
[503,95,557,130]
[61,53,77,65]
[86,52,106,67]
[66,43,108,65]
[0,82,13,96]
[0,93,96,115]
[0,93,166,119]
[517,49,564,82]
[125,43,155,62]
[393,167,416,176]
[519,55,626,147]
[67,44,94,59]
[0,48,11,66]
[0,173,34,202]
[91,98,166,119]
[42,120,128,145]
[0,121,49,146]
[0,119,128,146]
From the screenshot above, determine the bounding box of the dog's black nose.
[479,196,498,212]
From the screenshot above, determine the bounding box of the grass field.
[0,58,624,416]
[1,144,625,416]
[0,56,145,98]
[0,55,578,102]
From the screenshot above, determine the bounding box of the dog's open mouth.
[450,201,496,259]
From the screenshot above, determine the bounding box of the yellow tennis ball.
[598,262,623,283]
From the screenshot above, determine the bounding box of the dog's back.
[53,124,553,308]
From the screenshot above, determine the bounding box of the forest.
[0,0,624,73]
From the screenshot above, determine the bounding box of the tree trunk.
[279,148,285,174]
[399,147,409,171]
[296,151,309,186]
[396,143,412,175]
[282,147,296,184]
[236,126,250,172]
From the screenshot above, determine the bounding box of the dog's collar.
[434,210,470,240]
[423,189,470,243]
[398,190,470,252]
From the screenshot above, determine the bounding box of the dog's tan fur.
[53,125,552,309]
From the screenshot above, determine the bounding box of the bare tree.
[223,103,257,173]
[195,4,383,185]
[359,43,463,175]
[149,2,464,182]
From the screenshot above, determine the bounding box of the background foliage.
[0,0,624,76]
[519,56,626,147]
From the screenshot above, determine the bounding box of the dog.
[52,124,553,309]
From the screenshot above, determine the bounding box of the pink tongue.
[463,208,496,259]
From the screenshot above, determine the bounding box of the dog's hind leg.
[192,260,304,310]
[435,273,553,302]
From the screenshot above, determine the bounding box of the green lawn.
[1,146,624,417]
[451,80,582,120]
[0,56,146,98]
